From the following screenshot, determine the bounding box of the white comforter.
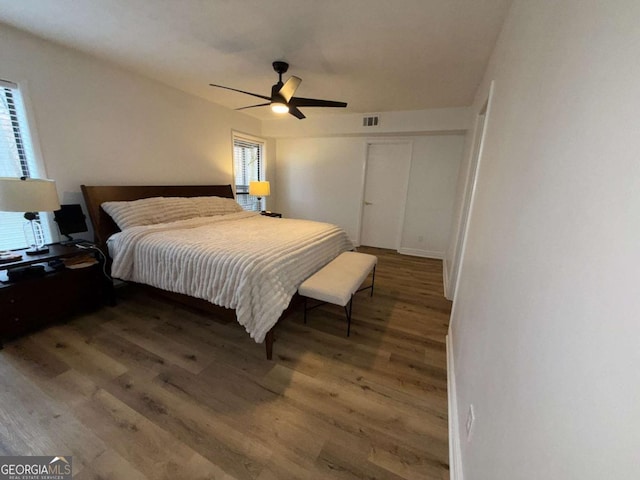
[108,211,353,342]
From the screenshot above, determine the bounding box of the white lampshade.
[249,181,271,197]
[0,177,61,212]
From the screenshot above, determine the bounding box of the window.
[233,133,266,212]
[0,79,53,250]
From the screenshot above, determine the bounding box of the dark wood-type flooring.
[0,247,451,479]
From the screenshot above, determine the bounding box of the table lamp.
[249,181,270,212]
[0,177,61,255]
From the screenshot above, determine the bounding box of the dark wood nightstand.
[261,211,282,218]
[0,243,113,346]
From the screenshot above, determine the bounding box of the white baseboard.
[447,333,464,480]
[397,248,444,259]
[443,257,451,300]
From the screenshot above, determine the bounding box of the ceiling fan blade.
[289,96,347,108]
[289,106,306,119]
[209,84,271,101]
[278,76,302,102]
[236,103,271,111]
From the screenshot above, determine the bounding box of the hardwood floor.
[0,247,451,479]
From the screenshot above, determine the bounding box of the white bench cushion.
[298,252,377,306]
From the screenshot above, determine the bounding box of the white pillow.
[190,196,244,217]
[102,196,242,230]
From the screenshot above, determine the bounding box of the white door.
[360,142,412,249]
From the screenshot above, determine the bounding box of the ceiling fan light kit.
[210,61,347,120]
[271,102,289,114]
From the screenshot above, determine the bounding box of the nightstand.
[261,211,282,218]
[0,243,113,346]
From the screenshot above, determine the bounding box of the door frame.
[356,138,413,250]
[448,81,494,299]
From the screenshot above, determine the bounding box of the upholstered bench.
[298,251,378,336]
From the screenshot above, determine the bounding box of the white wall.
[449,1,640,478]
[263,107,470,138]
[0,22,261,238]
[274,137,365,241]
[275,134,464,255]
[400,135,465,257]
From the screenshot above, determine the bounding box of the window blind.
[233,135,265,212]
[0,80,53,250]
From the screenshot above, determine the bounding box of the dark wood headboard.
[81,184,234,248]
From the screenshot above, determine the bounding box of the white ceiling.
[0,0,512,119]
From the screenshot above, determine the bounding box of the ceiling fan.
[209,61,347,119]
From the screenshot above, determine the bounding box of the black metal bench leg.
[303,296,307,324]
[371,265,376,297]
[344,295,353,337]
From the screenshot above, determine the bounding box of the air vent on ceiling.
[362,114,380,127]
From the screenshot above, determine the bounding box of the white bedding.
[107,211,353,342]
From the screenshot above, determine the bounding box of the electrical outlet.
[466,404,475,441]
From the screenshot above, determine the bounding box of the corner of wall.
[447,332,464,480]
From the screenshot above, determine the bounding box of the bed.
[81,184,353,359]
